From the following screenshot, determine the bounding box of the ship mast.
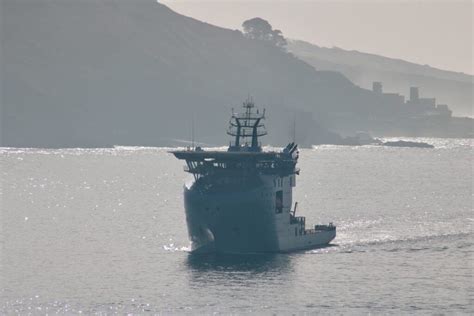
[227,98,267,152]
[292,113,296,143]
[191,115,195,149]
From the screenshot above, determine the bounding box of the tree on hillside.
[242,17,287,49]
[271,29,287,48]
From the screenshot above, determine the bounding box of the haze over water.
[1,138,472,314]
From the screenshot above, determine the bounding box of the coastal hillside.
[1,0,470,147]
[2,0,376,147]
[289,40,473,117]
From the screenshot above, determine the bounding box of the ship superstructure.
[171,99,335,253]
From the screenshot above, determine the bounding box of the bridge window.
[275,190,283,213]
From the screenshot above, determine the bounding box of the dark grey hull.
[183,183,336,254]
[184,185,280,253]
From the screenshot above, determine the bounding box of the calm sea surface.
[1,138,472,314]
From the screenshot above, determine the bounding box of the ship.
[171,99,336,254]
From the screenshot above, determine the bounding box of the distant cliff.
[1,0,471,148]
[289,40,473,117]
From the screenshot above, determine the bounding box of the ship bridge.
[170,99,299,180]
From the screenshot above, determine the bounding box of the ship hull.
[183,181,335,254]
[184,184,280,253]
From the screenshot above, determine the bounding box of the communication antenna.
[191,114,195,149]
[292,112,296,143]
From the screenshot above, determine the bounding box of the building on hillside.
[410,87,419,102]
[372,82,383,94]
[372,81,405,104]
[435,104,453,117]
[405,86,452,118]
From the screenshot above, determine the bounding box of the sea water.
[1,139,472,314]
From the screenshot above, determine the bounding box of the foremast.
[227,98,267,152]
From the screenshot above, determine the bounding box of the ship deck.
[171,149,290,162]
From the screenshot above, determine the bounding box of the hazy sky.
[161,0,473,75]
